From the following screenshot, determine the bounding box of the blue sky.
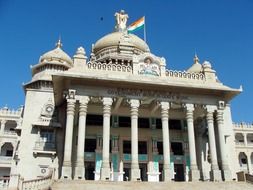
[0,0,252,122]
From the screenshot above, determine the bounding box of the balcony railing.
[34,141,56,151]
[234,123,253,129]
[235,141,253,147]
[3,130,17,136]
[0,156,12,165]
[235,142,245,146]
[0,177,10,190]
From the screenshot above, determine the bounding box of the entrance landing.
[52,180,253,190]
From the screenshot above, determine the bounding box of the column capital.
[66,98,76,104]
[204,105,217,113]
[79,97,89,116]
[76,95,90,105]
[129,99,140,108]
[64,89,76,100]
[160,101,170,110]
[183,103,195,112]
[102,97,113,106]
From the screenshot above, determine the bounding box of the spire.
[193,53,200,64]
[55,37,63,48]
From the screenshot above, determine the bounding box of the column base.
[130,168,141,181]
[163,168,171,182]
[94,171,100,181]
[222,169,232,181]
[189,169,200,181]
[74,166,85,180]
[210,169,222,181]
[147,172,160,182]
[100,167,111,180]
[118,172,125,181]
[61,166,72,179]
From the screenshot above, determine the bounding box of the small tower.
[72,46,87,71]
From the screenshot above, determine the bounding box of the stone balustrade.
[19,168,54,190]
[85,62,210,84]
[34,141,56,151]
[0,177,9,190]
[0,107,22,117]
[3,130,17,136]
[0,156,12,161]
[87,61,132,73]
[166,70,206,81]
[234,123,253,129]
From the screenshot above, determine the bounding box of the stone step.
[51,180,253,190]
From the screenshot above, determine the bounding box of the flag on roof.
[127,16,145,33]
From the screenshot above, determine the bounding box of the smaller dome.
[40,40,73,66]
[187,54,203,73]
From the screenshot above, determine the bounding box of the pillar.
[216,102,232,181]
[160,102,171,181]
[243,133,248,146]
[74,96,89,179]
[205,105,221,181]
[130,99,140,181]
[185,103,200,181]
[0,120,6,135]
[62,97,76,179]
[246,152,252,174]
[100,97,113,180]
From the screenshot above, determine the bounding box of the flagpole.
[144,16,147,42]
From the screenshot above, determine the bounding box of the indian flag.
[128,16,145,33]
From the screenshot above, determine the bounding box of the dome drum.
[93,32,150,62]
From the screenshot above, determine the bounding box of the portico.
[54,74,239,182]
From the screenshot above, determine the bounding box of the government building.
[0,10,253,189]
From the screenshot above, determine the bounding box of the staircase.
[52,180,253,190]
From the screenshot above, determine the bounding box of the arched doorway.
[0,142,14,157]
[235,133,244,145]
[238,152,247,172]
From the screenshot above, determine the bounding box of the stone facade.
[0,106,23,188]
[0,11,250,187]
[233,123,253,175]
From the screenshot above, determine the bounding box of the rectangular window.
[156,119,162,129]
[40,129,54,142]
[119,116,131,128]
[138,118,150,128]
[155,119,182,130]
[157,141,163,155]
[171,142,184,155]
[138,141,148,154]
[85,139,97,152]
[86,114,103,126]
[169,120,182,130]
[123,140,131,154]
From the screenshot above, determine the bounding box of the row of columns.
[61,90,231,181]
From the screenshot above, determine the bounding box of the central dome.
[93,31,150,54]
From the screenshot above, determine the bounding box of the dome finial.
[114,10,129,32]
[56,36,63,48]
[194,52,199,64]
